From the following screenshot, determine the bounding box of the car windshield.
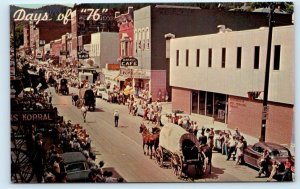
[270,149,290,157]
[65,162,86,173]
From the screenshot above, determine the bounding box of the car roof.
[257,142,289,151]
[62,152,87,164]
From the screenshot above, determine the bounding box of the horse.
[200,144,213,174]
[139,123,160,159]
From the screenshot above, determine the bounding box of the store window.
[213,93,227,122]
[206,92,213,116]
[192,91,198,114]
[199,91,206,115]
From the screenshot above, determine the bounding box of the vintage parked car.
[61,152,90,183]
[95,86,106,98]
[243,142,294,177]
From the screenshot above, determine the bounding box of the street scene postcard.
[10,2,295,183]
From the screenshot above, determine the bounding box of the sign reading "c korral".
[11,109,58,124]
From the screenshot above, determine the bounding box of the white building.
[169,25,294,146]
[90,32,119,69]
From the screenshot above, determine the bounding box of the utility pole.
[260,3,275,142]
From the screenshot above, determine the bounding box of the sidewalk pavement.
[160,102,259,146]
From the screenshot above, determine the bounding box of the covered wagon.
[155,123,207,179]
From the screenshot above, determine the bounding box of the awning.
[114,75,127,81]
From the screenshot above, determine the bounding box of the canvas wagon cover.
[159,123,188,153]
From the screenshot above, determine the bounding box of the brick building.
[133,5,292,101]
[27,21,70,60]
[115,6,135,88]
[169,25,294,147]
[70,7,118,65]
[50,39,62,65]
[22,24,30,54]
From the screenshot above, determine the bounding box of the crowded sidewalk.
[159,102,259,146]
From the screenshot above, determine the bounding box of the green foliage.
[249,2,294,13]
[10,22,24,48]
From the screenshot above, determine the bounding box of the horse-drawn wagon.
[155,123,208,180]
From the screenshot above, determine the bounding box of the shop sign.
[121,57,138,66]
[78,49,89,59]
[60,50,69,56]
[120,68,150,79]
[120,68,132,77]
[107,63,120,70]
[11,109,57,124]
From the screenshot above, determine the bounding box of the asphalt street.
[50,86,272,182]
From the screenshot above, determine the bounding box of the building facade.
[115,7,135,89]
[90,32,119,69]
[169,25,294,146]
[71,7,118,66]
[28,21,70,60]
[50,39,62,65]
[133,5,292,101]
[23,24,30,54]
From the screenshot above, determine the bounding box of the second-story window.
[176,50,179,66]
[254,46,260,69]
[186,49,189,67]
[196,49,200,67]
[221,48,226,68]
[274,45,281,70]
[237,47,242,69]
[208,48,212,67]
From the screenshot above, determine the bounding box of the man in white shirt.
[227,136,237,161]
[114,110,119,127]
[81,104,87,122]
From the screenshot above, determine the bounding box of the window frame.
[274,45,281,70]
[254,46,260,69]
[237,47,242,69]
[208,48,212,67]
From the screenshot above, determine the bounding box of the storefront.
[191,90,227,123]
[119,68,150,97]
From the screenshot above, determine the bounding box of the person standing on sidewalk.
[226,136,237,161]
[258,149,270,177]
[81,103,87,123]
[114,110,119,127]
[48,92,53,103]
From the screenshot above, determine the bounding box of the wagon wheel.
[176,155,184,178]
[171,154,180,176]
[196,152,207,176]
[11,148,34,183]
[155,147,164,167]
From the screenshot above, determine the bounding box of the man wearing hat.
[114,110,119,127]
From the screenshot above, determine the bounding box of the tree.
[250,2,294,13]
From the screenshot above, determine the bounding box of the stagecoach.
[155,123,208,180]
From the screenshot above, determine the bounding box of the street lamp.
[260,3,275,142]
